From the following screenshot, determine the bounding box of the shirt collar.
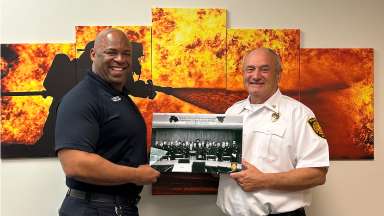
[87,70,129,96]
[243,89,282,113]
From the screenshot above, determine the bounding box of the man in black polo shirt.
[55,28,160,216]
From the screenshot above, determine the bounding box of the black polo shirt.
[55,71,147,197]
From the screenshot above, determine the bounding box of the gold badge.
[308,117,326,138]
[271,112,280,122]
[230,162,238,172]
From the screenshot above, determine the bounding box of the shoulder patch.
[308,117,326,138]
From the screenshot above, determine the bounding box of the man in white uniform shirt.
[217,48,329,216]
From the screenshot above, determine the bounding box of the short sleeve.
[55,91,100,153]
[294,112,330,168]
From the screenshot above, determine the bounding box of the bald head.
[242,48,282,75]
[93,28,131,51]
[90,28,133,91]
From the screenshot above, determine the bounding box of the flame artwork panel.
[152,8,226,89]
[151,8,227,115]
[300,48,374,159]
[227,29,300,96]
[76,26,154,148]
[1,43,76,158]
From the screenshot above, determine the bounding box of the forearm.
[263,167,327,191]
[58,149,137,186]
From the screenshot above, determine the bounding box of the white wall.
[1,0,383,215]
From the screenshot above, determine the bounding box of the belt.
[67,188,140,205]
[269,207,306,216]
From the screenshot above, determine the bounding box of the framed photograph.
[150,113,243,174]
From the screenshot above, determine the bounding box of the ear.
[276,70,281,81]
[90,48,96,61]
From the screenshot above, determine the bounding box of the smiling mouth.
[109,66,129,75]
[249,82,264,86]
[110,66,127,71]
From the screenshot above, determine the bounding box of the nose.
[248,69,262,80]
[114,53,124,62]
[114,53,129,63]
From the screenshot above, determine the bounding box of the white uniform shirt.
[217,89,329,216]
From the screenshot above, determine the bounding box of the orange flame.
[152,93,210,114]
[1,44,75,144]
[227,29,300,91]
[152,8,227,89]
[300,48,373,159]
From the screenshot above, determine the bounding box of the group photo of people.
[150,113,243,174]
[151,136,242,173]
[153,138,240,162]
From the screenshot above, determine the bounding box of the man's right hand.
[133,165,160,185]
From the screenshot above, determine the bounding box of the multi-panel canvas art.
[1,7,374,194]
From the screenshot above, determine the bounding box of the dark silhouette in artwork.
[1,49,77,158]
[76,41,94,81]
[1,41,156,158]
[32,54,77,157]
[1,45,19,79]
